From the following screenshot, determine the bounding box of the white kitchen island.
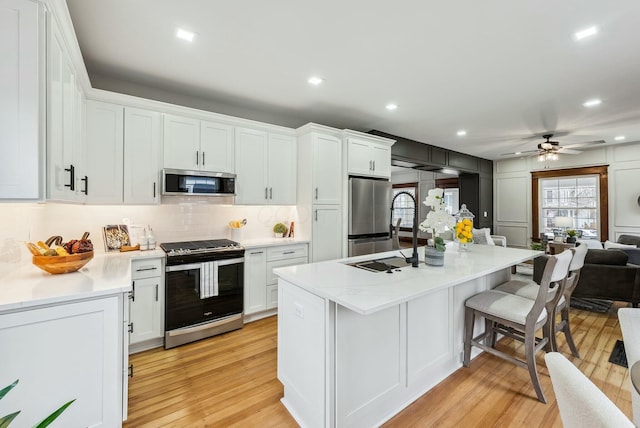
[274,244,541,428]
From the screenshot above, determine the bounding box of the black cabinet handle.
[265,187,268,199]
[270,187,273,199]
[81,176,88,195]
[64,164,75,191]
[196,151,199,166]
[155,284,159,301]
[128,322,133,333]
[153,182,156,198]
[131,281,135,302]
[128,364,134,378]
[202,152,205,166]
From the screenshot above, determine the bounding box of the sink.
[349,256,411,273]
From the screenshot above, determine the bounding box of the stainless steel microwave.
[162,169,236,196]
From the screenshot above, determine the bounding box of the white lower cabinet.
[129,257,164,353]
[244,243,308,320]
[0,295,126,427]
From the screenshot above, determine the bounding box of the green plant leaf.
[0,411,21,428]
[33,399,75,428]
[0,380,19,401]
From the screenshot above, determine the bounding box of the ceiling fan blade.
[499,149,539,156]
[560,139,606,149]
[557,148,582,154]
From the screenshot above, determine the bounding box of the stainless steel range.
[160,239,244,349]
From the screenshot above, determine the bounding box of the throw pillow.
[604,240,636,250]
[472,228,495,245]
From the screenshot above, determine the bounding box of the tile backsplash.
[0,201,298,266]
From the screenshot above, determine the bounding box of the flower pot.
[424,246,444,266]
[274,232,284,238]
[566,236,576,244]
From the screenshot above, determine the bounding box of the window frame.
[531,165,609,242]
[392,182,418,232]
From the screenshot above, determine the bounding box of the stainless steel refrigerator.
[348,177,393,256]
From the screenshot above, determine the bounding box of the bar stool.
[463,250,573,403]
[494,244,588,357]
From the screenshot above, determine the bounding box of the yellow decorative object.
[454,204,475,251]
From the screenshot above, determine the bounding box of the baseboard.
[129,337,164,354]
[244,308,278,323]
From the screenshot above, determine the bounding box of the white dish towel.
[200,262,216,299]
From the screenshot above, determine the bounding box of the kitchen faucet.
[390,191,419,268]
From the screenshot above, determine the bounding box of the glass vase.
[454,204,475,251]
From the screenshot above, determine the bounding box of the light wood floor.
[124,303,633,427]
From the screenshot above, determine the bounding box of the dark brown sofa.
[533,246,640,307]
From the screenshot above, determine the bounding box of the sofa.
[533,246,640,307]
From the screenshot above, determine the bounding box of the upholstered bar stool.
[495,244,588,357]
[463,250,573,403]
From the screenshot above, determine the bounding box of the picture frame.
[102,224,130,252]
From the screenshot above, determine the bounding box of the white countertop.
[0,249,165,313]
[274,244,542,315]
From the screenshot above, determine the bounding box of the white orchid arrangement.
[419,188,456,250]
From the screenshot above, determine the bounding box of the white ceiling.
[65,0,640,160]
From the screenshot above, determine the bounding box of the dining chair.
[618,308,640,427]
[463,249,573,403]
[545,352,634,428]
[494,244,588,357]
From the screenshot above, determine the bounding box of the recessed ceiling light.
[515,151,522,155]
[574,26,598,41]
[308,76,324,86]
[176,28,195,42]
[385,103,398,111]
[457,130,467,136]
[583,98,602,107]
[614,135,626,141]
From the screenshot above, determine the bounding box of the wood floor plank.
[124,303,633,427]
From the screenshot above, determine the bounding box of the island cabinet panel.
[407,288,453,384]
[335,304,406,427]
[278,280,329,428]
[0,296,123,427]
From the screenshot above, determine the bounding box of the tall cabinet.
[0,0,43,200]
[296,124,343,262]
[47,10,85,202]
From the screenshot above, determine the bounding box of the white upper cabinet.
[85,100,124,204]
[124,107,160,204]
[312,133,342,205]
[163,114,234,173]
[346,136,392,178]
[200,120,234,173]
[235,127,296,205]
[47,11,86,202]
[0,0,42,199]
[267,133,297,205]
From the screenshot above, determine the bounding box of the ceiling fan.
[501,133,605,160]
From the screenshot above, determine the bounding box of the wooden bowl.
[32,251,94,274]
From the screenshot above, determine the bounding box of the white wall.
[494,142,640,248]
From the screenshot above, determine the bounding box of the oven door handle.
[166,263,204,272]
[215,257,245,266]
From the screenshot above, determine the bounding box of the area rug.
[570,297,613,313]
[609,340,628,368]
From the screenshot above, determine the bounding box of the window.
[531,166,609,242]
[392,183,417,229]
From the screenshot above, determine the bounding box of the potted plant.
[530,242,545,251]
[566,229,578,244]
[273,222,287,238]
[418,188,456,266]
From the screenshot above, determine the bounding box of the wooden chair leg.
[560,306,580,358]
[543,310,557,353]
[484,318,495,347]
[525,326,547,403]
[463,307,475,367]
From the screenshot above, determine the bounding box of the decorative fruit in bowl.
[26,233,94,274]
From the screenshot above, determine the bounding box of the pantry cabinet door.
[0,0,41,199]
[85,100,124,204]
[124,107,160,204]
[312,133,342,205]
